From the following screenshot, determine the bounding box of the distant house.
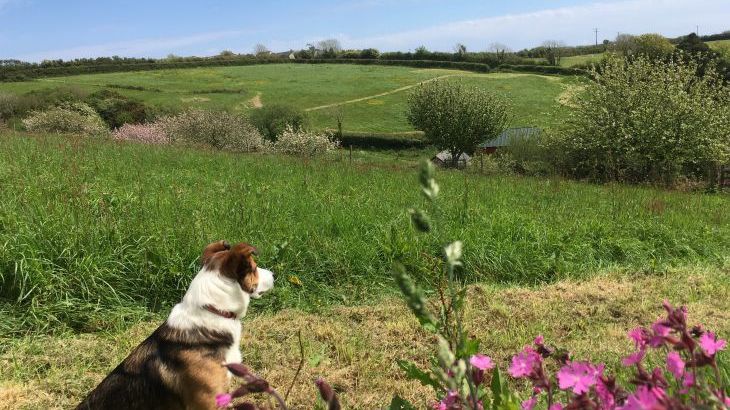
[431,151,471,168]
[478,127,541,154]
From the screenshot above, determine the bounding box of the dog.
[77,240,275,410]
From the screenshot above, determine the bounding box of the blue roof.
[479,127,541,148]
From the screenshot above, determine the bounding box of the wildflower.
[621,349,646,367]
[521,395,537,410]
[509,347,541,378]
[533,335,544,346]
[596,376,617,409]
[470,354,494,371]
[433,390,460,410]
[628,327,649,349]
[557,361,601,395]
[648,322,671,347]
[549,404,564,410]
[698,331,727,356]
[665,352,684,378]
[618,385,665,410]
[679,372,694,394]
[470,354,494,385]
[215,393,232,408]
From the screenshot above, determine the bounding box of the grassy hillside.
[1,133,728,338]
[0,64,574,132]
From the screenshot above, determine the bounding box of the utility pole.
[593,28,599,46]
[696,25,699,36]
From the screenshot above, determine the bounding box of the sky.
[1,0,728,62]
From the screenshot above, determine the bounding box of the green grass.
[559,53,604,67]
[1,132,728,338]
[0,64,574,132]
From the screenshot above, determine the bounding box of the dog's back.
[77,323,233,410]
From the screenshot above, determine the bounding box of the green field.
[1,132,728,338]
[0,64,574,132]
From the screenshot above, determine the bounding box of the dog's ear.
[218,243,259,293]
[201,240,231,267]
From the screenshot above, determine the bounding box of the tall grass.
[0,133,728,337]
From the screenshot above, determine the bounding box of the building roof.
[432,151,471,162]
[479,127,541,148]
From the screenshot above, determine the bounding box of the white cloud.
[13,30,249,61]
[342,0,730,51]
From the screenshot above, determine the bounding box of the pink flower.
[470,354,495,371]
[549,404,564,410]
[596,377,616,409]
[534,335,544,346]
[621,349,646,367]
[699,331,727,356]
[521,396,537,410]
[509,347,541,378]
[215,393,232,408]
[680,372,695,394]
[666,351,685,378]
[433,390,460,410]
[648,322,671,347]
[628,327,648,349]
[618,386,665,410]
[557,361,601,395]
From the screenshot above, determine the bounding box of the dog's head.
[201,240,274,298]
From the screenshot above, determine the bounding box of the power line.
[593,28,599,46]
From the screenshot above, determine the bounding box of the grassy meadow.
[1,132,728,336]
[0,64,575,132]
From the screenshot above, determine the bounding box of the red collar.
[203,304,237,320]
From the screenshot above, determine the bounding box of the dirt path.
[304,74,459,112]
[249,92,263,108]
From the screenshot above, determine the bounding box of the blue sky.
[1,0,728,61]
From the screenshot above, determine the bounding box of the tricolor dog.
[77,240,275,410]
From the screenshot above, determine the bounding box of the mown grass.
[0,64,573,132]
[2,268,728,409]
[0,132,728,338]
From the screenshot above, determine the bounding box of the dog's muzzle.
[252,268,274,298]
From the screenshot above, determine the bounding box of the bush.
[111,123,169,145]
[85,89,153,128]
[273,125,338,156]
[337,131,427,149]
[407,79,510,167]
[158,109,265,152]
[248,103,307,141]
[22,102,108,135]
[562,55,730,185]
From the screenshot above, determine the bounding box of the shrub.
[562,55,730,185]
[407,79,510,167]
[273,125,338,156]
[111,123,169,145]
[85,89,153,128]
[22,102,108,135]
[158,109,265,152]
[248,103,307,141]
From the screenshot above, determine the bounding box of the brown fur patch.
[207,242,259,293]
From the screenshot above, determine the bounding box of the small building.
[431,151,471,168]
[478,127,541,154]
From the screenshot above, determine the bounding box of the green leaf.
[396,359,441,391]
[457,337,480,359]
[490,367,503,409]
[387,395,418,410]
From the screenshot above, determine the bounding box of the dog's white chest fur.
[166,269,250,360]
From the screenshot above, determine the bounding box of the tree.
[254,44,270,56]
[613,34,636,56]
[634,34,673,59]
[488,42,511,63]
[676,33,711,54]
[541,40,565,65]
[415,45,429,59]
[407,80,510,167]
[562,55,730,185]
[360,48,380,59]
[453,43,467,58]
[316,38,342,54]
[217,50,236,58]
